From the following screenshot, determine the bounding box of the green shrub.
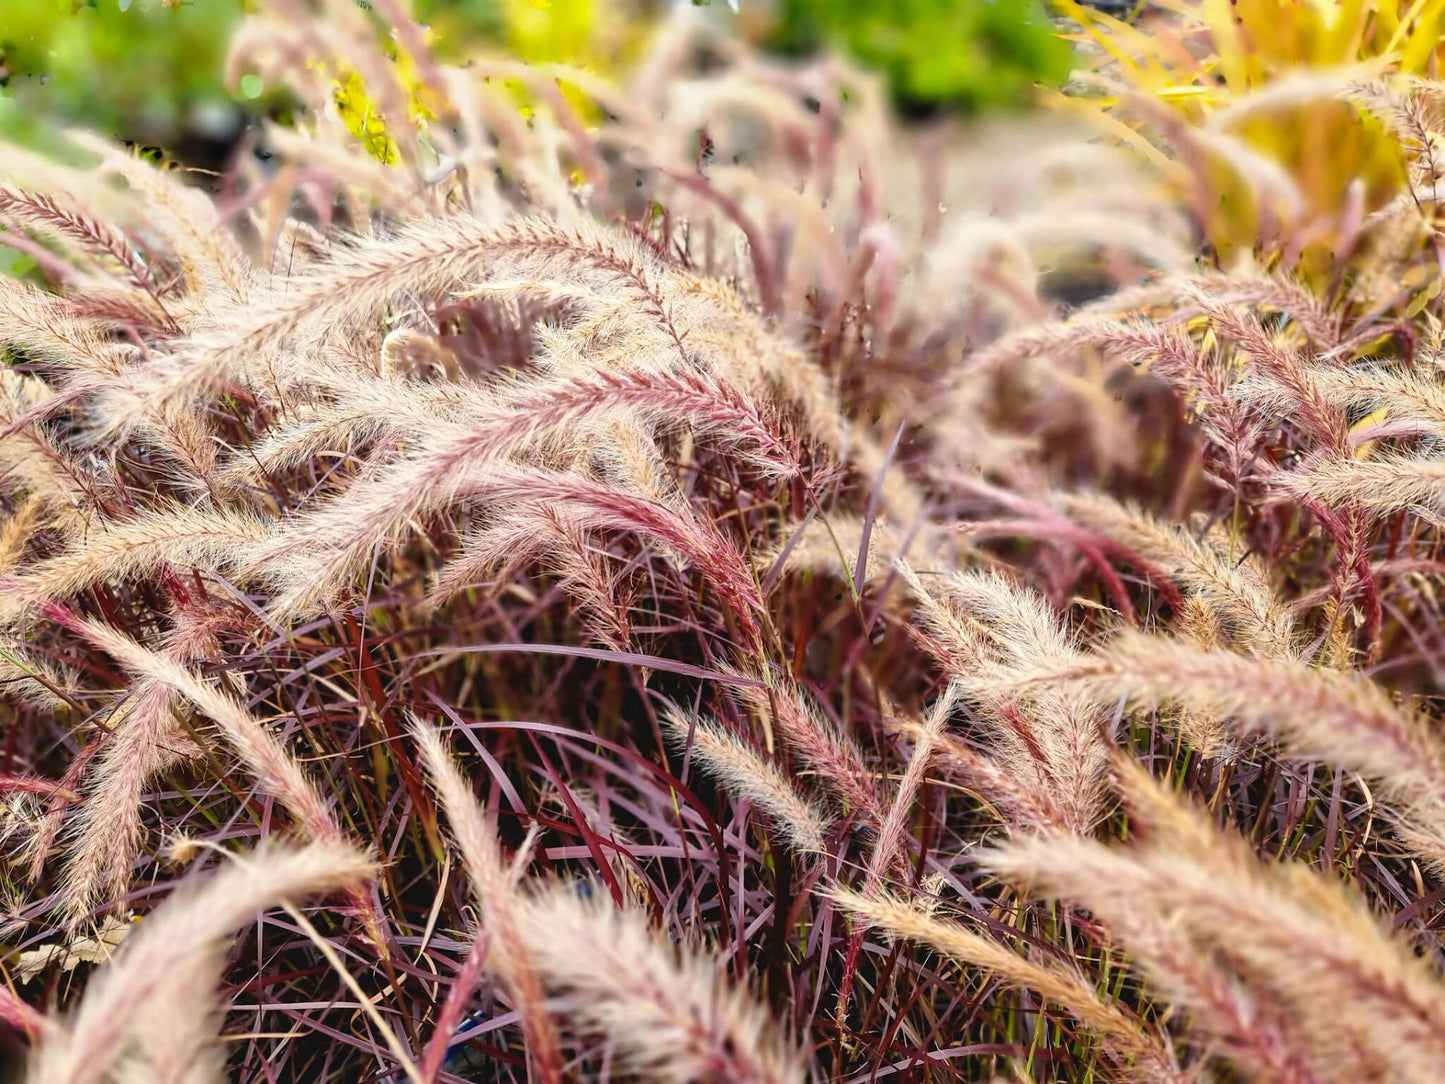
[0,0,246,147]
[770,0,1074,111]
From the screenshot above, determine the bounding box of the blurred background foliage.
[0,0,1076,163]
[14,0,1438,288]
[766,0,1072,114]
[0,0,251,153]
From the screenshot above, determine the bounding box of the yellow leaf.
[333,71,399,166]
[1351,406,1389,461]
[1406,275,1442,318]
[1399,0,1445,73]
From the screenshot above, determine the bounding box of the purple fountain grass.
[5,5,1445,1082]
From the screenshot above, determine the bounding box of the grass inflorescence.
[5,3,1445,1082]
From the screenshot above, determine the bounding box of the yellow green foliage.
[1061,0,1445,279]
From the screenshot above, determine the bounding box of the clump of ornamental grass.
[6,3,1445,1083]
